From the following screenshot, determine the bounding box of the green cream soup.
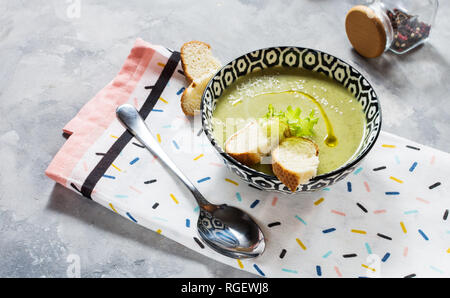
[212,67,366,175]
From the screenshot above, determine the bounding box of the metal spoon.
[116,104,265,259]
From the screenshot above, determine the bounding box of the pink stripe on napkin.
[45,38,155,186]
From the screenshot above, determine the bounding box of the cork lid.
[345,5,387,58]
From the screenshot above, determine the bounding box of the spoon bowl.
[198,205,265,259]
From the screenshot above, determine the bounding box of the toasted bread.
[258,118,290,155]
[180,73,213,116]
[272,137,319,192]
[180,41,221,82]
[225,121,263,166]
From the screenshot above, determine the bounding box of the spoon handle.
[116,104,209,207]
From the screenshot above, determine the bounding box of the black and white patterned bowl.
[201,47,382,193]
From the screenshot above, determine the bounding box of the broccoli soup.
[212,67,366,175]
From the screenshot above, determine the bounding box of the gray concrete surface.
[0,0,449,277]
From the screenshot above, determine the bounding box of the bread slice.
[258,118,290,155]
[225,121,263,166]
[225,119,291,166]
[180,73,213,116]
[180,41,222,82]
[272,137,319,192]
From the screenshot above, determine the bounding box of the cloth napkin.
[46,39,449,278]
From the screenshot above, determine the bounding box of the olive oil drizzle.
[257,90,338,147]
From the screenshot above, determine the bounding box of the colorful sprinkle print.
[400,222,407,233]
[314,197,324,205]
[129,157,139,165]
[362,264,376,272]
[111,163,122,172]
[176,87,185,95]
[418,229,429,241]
[363,181,371,192]
[373,166,387,171]
[416,197,429,204]
[385,191,400,195]
[193,154,204,161]
[322,251,332,258]
[54,46,449,278]
[334,266,342,277]
[295,215,307,225]
[250,200,260,208]
[322,228,336,233]
[356,202,368,213]
[268,222,281,228]
[351,229,367,234]
[193,237,204,249]
[296,238,307,250]
[406,145,420,151]
[170,193,179,204]
[109,203,118,213]
[225,178,238,186]
[316,266,322,276]
[331,210,346,216]
[132,142,145,148]
[197,177,211,183]
[281,268,298,274]
[377,233,392,240]
[390,176,403,184]
[126,212,137,223]
[381,253,391,262]
[253,264,265,277]
[354,167,363,175]
[429,182,441,189]
[365,242,372,254]
[272,196,278,206]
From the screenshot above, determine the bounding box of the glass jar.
[345,0,439,58]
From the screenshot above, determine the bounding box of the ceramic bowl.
[201,47,382,193]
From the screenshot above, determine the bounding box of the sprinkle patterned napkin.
[46,39,449,278]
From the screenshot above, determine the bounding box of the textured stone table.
[0,0,449,277]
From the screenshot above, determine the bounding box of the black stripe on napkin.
[80,51,181,199]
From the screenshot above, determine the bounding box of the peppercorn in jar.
[345,0,439,58]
